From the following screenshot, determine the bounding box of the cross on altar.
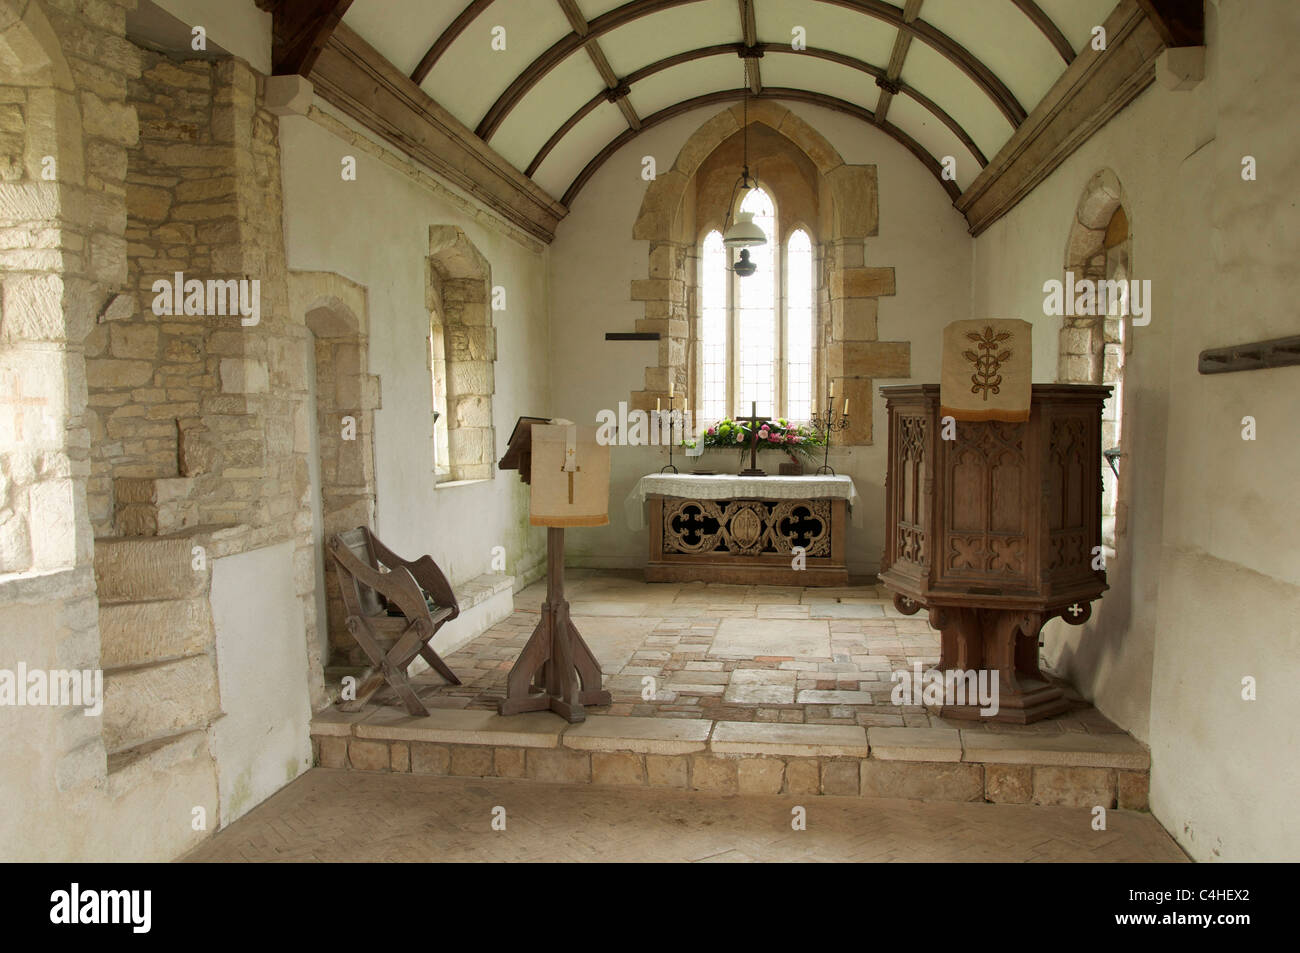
[734,401,771,476]
[1068,603,1084,617]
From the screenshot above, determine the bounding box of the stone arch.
[1060,168,1132,553]
[628,101,901,446]
[426,225,495,482]
[1,0,144,830]
[0,0,94,577]
[633,101,847,244]
[289,271,379,667]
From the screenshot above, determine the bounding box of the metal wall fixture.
[1198,335,1300,374]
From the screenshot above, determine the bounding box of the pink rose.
[735,431,744,443]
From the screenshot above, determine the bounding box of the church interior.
[1,0,1296,866]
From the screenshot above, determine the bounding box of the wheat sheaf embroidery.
[963,326,1013,400]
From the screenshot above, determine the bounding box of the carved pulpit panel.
[939,420,1029,587]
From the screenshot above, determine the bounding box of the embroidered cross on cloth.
[940,319,1033,422]
[529,421,611,527]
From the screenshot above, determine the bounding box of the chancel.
[2,0,1297,871]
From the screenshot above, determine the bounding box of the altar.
[626,473,858,586]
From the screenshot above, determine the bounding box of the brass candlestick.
[812,396,850,476]
[658,394,680,473]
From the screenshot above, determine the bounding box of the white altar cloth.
[625,473,861,530]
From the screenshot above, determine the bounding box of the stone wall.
[81,48,323,706]
[0,0,210,862]
[85,52,301,538]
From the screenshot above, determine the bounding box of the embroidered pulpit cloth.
[940,319,1033,422]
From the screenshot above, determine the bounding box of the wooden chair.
[327,526,461,716]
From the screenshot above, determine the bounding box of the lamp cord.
[725,81,751,232]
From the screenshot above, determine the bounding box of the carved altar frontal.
[637,475,854,586]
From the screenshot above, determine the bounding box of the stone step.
[94,532,210,605]
[98,597,213,669]
[102,655,222,754]
[310,711,1151,810]
[113,477,200,537]
[106,728,212,786]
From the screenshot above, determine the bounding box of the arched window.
[736,187,776,413]
[695,187,816,422]
[429,313,449,477]
[786,229,814,422]
[699,230,727,422]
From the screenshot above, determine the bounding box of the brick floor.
[184,769,1187,863]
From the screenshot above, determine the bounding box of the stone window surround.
[627,101,909,447]
[1060,169,1133,554]
[426,225,496,485]
[290,271,380,666]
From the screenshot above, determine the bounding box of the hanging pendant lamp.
[722,83,766,267]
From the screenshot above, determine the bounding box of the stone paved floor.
[184,769,1186,862]
[396,570,1123,736]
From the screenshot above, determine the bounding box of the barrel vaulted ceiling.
[339,0,1119,206]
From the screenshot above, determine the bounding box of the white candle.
[669,381,674,397]
[656,397,661,412]
[829,380,835,398]
[843,398,849,415]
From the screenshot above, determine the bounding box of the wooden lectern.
[497,417,612,722]
[878,384,1111,723]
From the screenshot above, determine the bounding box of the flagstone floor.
[395,570,1122,737]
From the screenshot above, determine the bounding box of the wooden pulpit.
[497,417,612,722]
[878,384,1111,723]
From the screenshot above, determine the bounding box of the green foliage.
[684,416,825,459]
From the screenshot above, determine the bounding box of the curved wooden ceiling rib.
[525,41,988,178]
[560,86,961,208]
[411,0,499,85]
[819,0,1025,125]
[1010,0,1075,64]
[474,0,1029,143]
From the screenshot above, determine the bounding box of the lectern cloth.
[530,424,611,527]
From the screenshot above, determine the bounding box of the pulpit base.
[903,598,1086,725]
[930,679,1070,725]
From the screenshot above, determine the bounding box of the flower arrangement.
[685,417,824,461]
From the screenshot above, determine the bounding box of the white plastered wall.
[278,106,550,593]
[971,0,1300,862]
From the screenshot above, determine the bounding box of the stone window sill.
[435,477,491,490]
